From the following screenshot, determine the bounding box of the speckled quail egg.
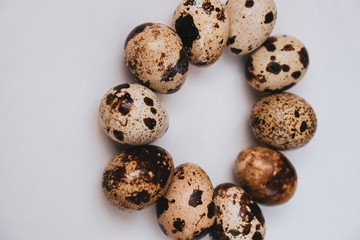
[102,145,174,211]
[250,92,317,150]
[209,183,266,240]
[226,0,277,55]
[99,83,169,145]
[235,146,297,205]
[246,35,309,92]
[173,0,230,66]
[124,23,189,94]
[156,163,215,240]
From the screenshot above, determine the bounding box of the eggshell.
[210,183,266,240]
[235,146,297,205]
[99,83,169,145]
[124,22,189,94]
[226,0,277,55]
[250,92,317,150]
[246,35,309,92]
[156,163,215,240]
[173,0,230,66]
[102,145,174,211]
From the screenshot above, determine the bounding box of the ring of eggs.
[98,0,318,240]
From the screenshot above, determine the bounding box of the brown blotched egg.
[250,92,317,150]
[234,146,297,205]
[246,35,309,92]
[156,163,215,240]
[226,0,277,55]
[173,0,230,66]
[102,145,174,211]
[99,83,169,145]
[210,183,266,240]
[124,23,189,94]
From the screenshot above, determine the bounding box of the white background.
[1,0,360,239]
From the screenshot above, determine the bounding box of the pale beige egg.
[209,183,266,240]
[156,163,215,240]
[227,0,277,55]
[246,35,309,92]
[173,0,230,66]
[124,23,189,94]
[99,83,169,145]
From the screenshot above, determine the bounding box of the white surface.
[1,0,360,239]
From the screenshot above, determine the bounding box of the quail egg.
[156,163,215,239]
[210,183,266,240]
[227,0,277,55]
[173,0,230,66]
[99,83,169,145]
[246,35,309,92]
[124,23,189,94]
[102,145,174,211]
[250,92,317,150]
[235,146,297,205]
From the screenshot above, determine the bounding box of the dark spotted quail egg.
[210,183,266,240]
[99,83,169,145]
[227,0,277,55]
[235,146,297,205]
[250,92,317,150]
[173,0,230,66]
[124,23,189,94]
[102,145,174,211]
[246,35,309,92]
[156,163,215,240]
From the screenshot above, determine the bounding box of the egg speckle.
[173,0,230,66]
[235,146,297,205]
[124,23,189,94]
[156,163,215,240]
[226,0,277,55]
[209,183,266,240]
[99,83,169,145]
[246,35,309,92]
[102,145,174,211]
[250,92,317,150]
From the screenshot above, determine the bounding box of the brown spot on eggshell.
[156,197,169,218]
[282,44,295,51]
[173,218,186,232]
[292,71,301,79]
[252,232,264,240]
[144,97,154,106]
[298,47,309,68]
[227,36,236,45]
[207,202,215,218]
[112,130,124,141]
[264,12,274,24]
[263,36,277,52]
[189,189,203,207]
[245,0,254,8]
[125,190,151,205]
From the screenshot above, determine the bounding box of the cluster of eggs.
[98,0,317,239]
